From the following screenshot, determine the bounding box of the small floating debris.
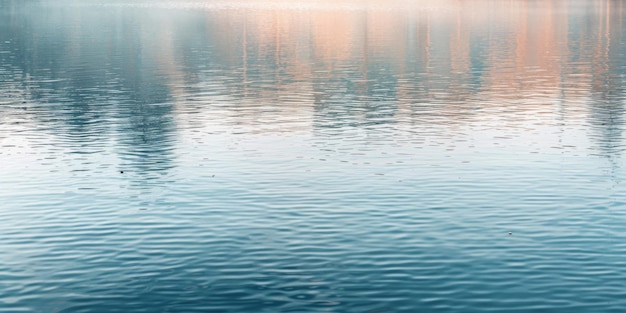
[120,170,124,174]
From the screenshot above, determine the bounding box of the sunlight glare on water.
[2,0,626,312]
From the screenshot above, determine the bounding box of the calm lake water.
[2,0,626,312]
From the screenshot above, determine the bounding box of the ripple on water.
[3,0,626,312]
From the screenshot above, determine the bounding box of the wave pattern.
[2,0,626,312]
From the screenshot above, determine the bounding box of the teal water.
[2,0,626,312]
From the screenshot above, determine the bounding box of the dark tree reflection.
[2,0,626,164]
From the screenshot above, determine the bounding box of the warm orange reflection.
[172,1,616,116]
[5,0,623,135]
[166,0,624,102]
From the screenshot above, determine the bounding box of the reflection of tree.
[582,0,626,159]
[0,2,177,176]
[3,0,626,159]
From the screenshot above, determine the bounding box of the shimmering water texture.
[3,0,626,312]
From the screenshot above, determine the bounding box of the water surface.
[2,0,626,312]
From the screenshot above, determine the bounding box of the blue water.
[2,0,626,312]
